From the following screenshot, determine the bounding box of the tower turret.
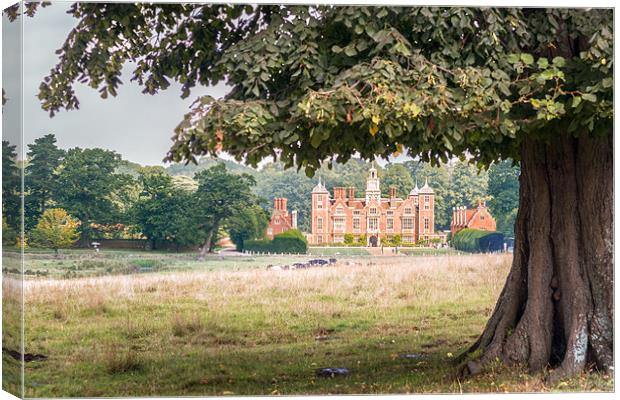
[365,165,381,203]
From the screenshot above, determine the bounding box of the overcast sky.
[4,3,228,166]
[3,2,409,167]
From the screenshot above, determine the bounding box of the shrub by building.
[452,228,504,253]
[244,229,308,254]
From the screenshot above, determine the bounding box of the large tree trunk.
[461,131,613,381]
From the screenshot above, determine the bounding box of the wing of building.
[308,166,446,246]
[266,198,298,239]
[450,200,497,236]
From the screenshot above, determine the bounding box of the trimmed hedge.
[452,228,504,253]
[242,239,273,253]
[244,229,308,254]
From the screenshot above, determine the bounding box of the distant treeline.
[166,152,520,237]
[2,134,519,252]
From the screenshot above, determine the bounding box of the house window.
[424,195,430,210]
[275,216,280,224]
[353,210,361,215]
[336,206,344,215]
[403,235,414,243]
[368,217,378,231]
[387,210,394,216]
[414,197,418,205]
[402,217,414,230]
[370,207,377,214]
[387,218,394,231]
[424,217,430,232]
[334,217,345,232]
[317,217,323,232]
[353,217,360,231]
[334,234,344,243]
[404,207,412,215]
[317,235,323,244]
[481,216,485,220]
[267,228,273,236]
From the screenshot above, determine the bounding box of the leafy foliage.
[447,161,489,217]
[487,160,520,236]
[244,229,308,254]
[226,205,269,251]
[35,6,612,174]
[452,228,504,253]
[132,168,204,249]
[53,147,134,243]
[2,216,17,246]
[2,140,21,231]
[193,163,261,252]
[381,164,414,198]
[25,134,66,229]
[30,208,80,253]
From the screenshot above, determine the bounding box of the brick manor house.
[266,197,298,239]
[450,200,497,236]
[308,166,446,246]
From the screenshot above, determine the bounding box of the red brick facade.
[309,167,446,246]
[266,198,298,239]
[450,200,497,236]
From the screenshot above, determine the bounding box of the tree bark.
[461,131,613,381]
[198,225,217,258]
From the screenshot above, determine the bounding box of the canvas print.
[1,1,614,397]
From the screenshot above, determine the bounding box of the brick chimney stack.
[334,187,347,199]
[274,197,288,211]
[389,187,396,198]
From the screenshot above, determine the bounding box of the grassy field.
[10,248,456,278]
[3,251,613,396]
[307,247,371,256]
[12,250,315,278]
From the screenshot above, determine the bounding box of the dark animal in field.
[308,259,329,266]
[315,367,350,377]
[2,347,47,362]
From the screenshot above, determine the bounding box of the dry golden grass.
[24,254,508,316]
[12,253,613,396]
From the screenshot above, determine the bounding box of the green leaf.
[344,45,358,57]
[520,53,534,65]
[571,96,582,108]
[310,130,323,148]
[506,54,520,64]
[582,93,597,102]
[331,45,343,53]
[537,58,549,69]
[552,56,565,67]
[497,82,511,96]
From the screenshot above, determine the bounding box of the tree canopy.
[25,134,66,229]
[53,147,133,243]
[30,208,80,254]
[487,160,520,236]
[133,168,204,249]
[35,5,612,174]
[2,140,21,231]
[193,163,261,255]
